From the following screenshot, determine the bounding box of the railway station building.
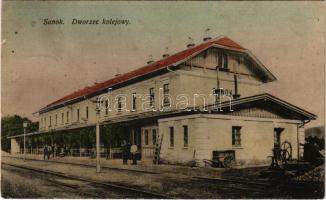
[9,36,316,166]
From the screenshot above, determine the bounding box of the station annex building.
[10,35,316,166]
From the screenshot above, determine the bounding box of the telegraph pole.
[23,121,28,161]
[95,107,101,173]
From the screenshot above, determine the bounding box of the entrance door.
[141,127,158,159]
[130,127,142,160]
[274,128,284,148]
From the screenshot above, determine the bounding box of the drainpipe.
[297,120,310,161]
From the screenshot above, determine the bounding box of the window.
[105,100,109,115]
[163,84,170,106]
[61,113,64,124]
[44,118,47,128]
[183,125,188,147]
[144,130,149,145]
[55,114,57,126]
[77,109,80,121]
[232,126,241,146]
[66,111,69,123]
[118,97,122,112]
[49,116,52,127]
[132,93,136,111]
[152,129,157,145]
[169,127,174,147]
[86,106,89,119]
[218,51,228,71]
[149,88,155,107]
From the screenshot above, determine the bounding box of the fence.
[22,147,123,159]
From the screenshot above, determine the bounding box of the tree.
[1,115,39,152]
[102,124,129,148]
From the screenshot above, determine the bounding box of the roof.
[13,93,315,139]
[39,36,276,112]
[208,93,317,121]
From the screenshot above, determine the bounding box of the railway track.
[191,176,268,193]
[194,175,323,189]
[45,177,105,198]
[3,155,159,174]
[191,175,324,198]
[3,156,323,198]
[2,162,171,199]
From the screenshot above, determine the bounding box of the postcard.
[2,1,325,198]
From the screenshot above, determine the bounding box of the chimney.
[203,28,212,42]
[162,47,169,58]
[187,37,195,48]
[147,54,154,64]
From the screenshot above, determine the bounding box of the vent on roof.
[147,54,154,64]
[203,28,212,41]
[187,36,195,48]
[162,47,170,58]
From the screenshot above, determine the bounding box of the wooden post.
[96,108,101,173]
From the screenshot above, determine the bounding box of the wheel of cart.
[280,141,292,164]
[269,141,293,169]
[203,159,220,168]
[223,154,235,168]
[212,150,235,168]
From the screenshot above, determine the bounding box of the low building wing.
[209,93,316,121]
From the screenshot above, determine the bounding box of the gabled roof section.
[40,36,276,112]
[208,93,317,121]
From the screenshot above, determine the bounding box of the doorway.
[274,128,284,148]
[141,126,158,159]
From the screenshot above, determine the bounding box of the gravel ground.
[1,164,150,198]
[295,164,325,182]
[2,165,85,198]
[2,156,324,198]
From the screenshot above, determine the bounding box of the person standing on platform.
[130,144,138,165]
[127,142,131,162]
[47,145,51,160]
[43,145,48,160]
[53,144,57,158]
[121,140,128,164]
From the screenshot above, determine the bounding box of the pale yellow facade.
[33,43,313,166]
[39,48,263,133]
[159,114,303,165]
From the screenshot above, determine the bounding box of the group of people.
[121,140,138,165]
[43,145,57,160]
[42,141,139,164]
[43,144,69,160]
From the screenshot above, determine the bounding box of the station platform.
[1,152,278,199]
[4,152,228,178]
[2,153,233,198]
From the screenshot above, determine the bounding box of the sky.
[2,1,325,128]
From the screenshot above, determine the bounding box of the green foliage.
[1,115,38,151]
[80,127,95,148]
[2,115,130,152]
[102,125,129,148]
